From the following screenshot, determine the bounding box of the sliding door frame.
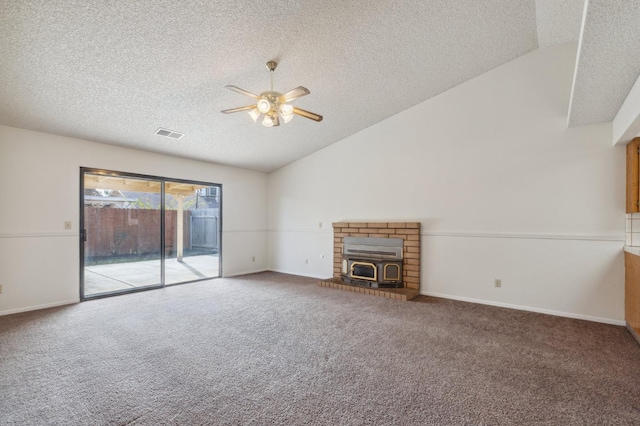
[79,167,223,301]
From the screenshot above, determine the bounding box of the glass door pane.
[82,172,163,298]
[164,182,221,285]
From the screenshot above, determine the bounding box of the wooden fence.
[84,207,218,258]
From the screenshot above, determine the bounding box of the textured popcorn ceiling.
[534,0,584,48]
[568,0,640,127]
[0,0,612,172]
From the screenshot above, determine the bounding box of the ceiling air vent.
[155,128,185,140]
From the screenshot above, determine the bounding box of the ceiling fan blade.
[282,86,310,102]
[293,107,323,122]
[221,105,256,114]
[225,85,259,99]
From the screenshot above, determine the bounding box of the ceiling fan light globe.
[248,108,261,122]
[257,98,271,114]
[281,112,293,123]
[280,103,293,115]
[279,103,294,123]
[262,115,274,127]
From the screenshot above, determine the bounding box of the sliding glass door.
[80,169,221,299]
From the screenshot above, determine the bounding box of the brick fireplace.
[319,222,421,300]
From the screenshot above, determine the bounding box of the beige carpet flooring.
[1,272,639,425]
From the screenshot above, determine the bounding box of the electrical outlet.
[305,258,309,264]
[251,256,255,262]
[495,279,502,288]
[64,221,72,230]
[319,222,323,228]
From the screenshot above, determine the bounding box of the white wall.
[268,43,626,324]
[0,125,268,315]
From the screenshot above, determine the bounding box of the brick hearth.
[318,277,419,301]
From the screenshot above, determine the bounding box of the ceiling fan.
[221,61,323,127]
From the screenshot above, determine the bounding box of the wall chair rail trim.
[422,231,624,242]
[268,229,624,242]
[0,231,79,238]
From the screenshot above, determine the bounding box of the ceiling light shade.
[248,108,261,122]
[257,98,271,114]
[280,103,293,114]
[280,103,294,123]
[262,115,274,127]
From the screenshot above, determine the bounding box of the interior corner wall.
[267,43,626,325]
[0,125,268,315]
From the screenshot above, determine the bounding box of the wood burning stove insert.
[341,236,403,288]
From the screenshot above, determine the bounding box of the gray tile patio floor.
[84,254,219,296]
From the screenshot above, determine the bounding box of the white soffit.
[568,0,640,128]
[613,73,640,146]
[0,1,539,172]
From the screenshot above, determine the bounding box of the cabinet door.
[627,138,640,213]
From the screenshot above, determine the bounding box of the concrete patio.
[84,254,219,296]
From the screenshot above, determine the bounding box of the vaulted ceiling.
[0,1,638,172]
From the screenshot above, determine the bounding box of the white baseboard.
[421,291,625,326]
[0,299,79,316]
[267,268,324,279]
[222,268,269,278]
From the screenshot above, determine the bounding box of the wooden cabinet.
[627,138,640,213]
[624,251,640,343]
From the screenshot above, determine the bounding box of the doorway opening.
[80,168,222,299]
